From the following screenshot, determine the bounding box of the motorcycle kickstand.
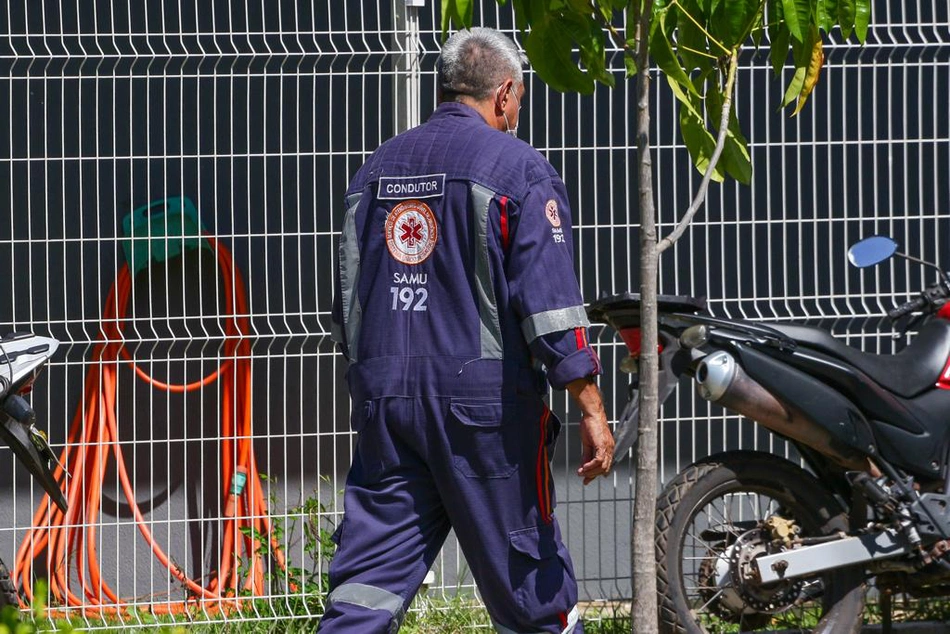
[880,588,893,634]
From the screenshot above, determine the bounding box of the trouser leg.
[429,396,581,634]
[317,398,450,634]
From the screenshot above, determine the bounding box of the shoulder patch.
[378,174,445,200]
[545,199,561,228]
[386,200,438,265]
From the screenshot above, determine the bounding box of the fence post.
[393,0,425,133]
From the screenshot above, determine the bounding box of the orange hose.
[12,237,286,618]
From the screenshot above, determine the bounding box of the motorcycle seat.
[767,319,950,399]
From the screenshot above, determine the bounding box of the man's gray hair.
[437,27,527,102]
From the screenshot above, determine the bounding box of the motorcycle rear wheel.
[655,451,866,634]
[0,559,17,609]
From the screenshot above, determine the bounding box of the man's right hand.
[566,378,614,485]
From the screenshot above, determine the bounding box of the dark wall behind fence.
[0,0,947,620]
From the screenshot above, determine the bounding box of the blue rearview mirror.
[848,236,899,268]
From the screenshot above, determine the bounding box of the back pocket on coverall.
[447,400,518,478]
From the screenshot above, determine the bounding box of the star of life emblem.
[545,199,561,228]
[385,200,438,265]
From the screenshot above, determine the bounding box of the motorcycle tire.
[0,559,17,610]
[655,451,866,634]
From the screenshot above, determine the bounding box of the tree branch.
[589,1,636,57]
[657,50,738,254]
[669,0,730,54]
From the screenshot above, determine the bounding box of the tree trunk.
[631,1,658,632]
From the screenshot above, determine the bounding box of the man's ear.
[494,79,514,115]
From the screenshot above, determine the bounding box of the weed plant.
[7,483,950,632]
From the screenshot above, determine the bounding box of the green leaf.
[816,0,838,32]
[751,1,766,48]
[676,0,709,71]
[679,102,725,182]
[838,0,856,39]
[769,24,790,76]
[594,0,614,23]
[624,54,638,78]
[706,75,748,147]
[792,28,823,114]
[578,17,616,87]
[440,0,454,37]
[854,0,871,42]
[512,0,531,31]
[524,14,595,93]
[782,64,806,107]
[780,0,811,42]
[781,23,815,107]
[440,0,475,37]
[567,0,593,12]
[720,130,753,183]
[706,78,752,183]
[650,7,699,96]
[666,74,702,117]
[710,0,759,49]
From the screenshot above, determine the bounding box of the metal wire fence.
[0,0,947,628]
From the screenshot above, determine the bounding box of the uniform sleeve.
[507,175,602,389]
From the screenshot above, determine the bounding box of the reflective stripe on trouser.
[317,395,577,634]
[324,583,405,633]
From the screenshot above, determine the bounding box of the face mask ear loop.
[502,111,518,137]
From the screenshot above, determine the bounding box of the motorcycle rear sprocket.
[728,528,804,613]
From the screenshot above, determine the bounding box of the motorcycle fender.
[612,340,690,460]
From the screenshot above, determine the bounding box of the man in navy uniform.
[322,27,614,634]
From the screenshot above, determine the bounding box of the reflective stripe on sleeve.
[326,582,406,624]
[338,192,363,361]
[492,605,580,634]
[471,183,503,360]
[330,320,344,344]
[521,306,591,343]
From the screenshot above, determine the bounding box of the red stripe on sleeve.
[499,196,510,252]
[574,327,586,350]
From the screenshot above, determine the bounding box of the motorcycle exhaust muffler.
[696,351,869,471]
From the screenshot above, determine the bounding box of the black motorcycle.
[589,236,950,633]
[0,333,66,609]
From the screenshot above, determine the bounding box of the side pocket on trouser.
[507,525,578,630]
[351,399,392,483]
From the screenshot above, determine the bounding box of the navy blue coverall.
[323,101,602,634]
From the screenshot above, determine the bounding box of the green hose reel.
[120,196,210,276]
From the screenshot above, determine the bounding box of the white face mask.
[503,111,518,137]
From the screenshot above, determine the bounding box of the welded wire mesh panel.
[0,0,947,628]
[0,2,380,629]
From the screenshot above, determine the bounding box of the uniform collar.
[427,101,488,125]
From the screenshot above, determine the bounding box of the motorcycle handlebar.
[887,296,929,322]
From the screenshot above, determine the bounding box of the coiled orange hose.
[12,237,287,617]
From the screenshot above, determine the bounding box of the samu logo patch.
[545,199,561,228]
[385,200,438,265]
